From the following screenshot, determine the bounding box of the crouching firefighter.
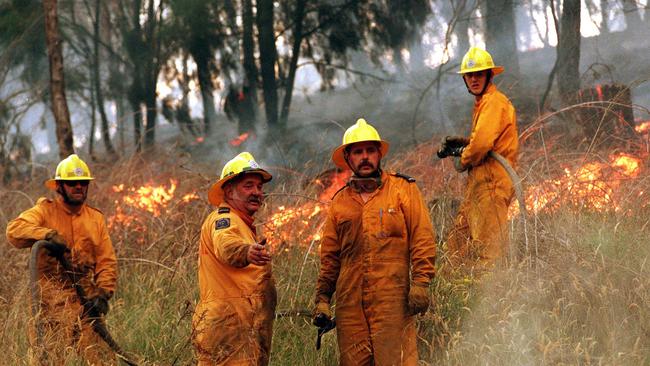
[193,152,277,365]
[437,47,519,267]
[313,118,437,365]
[6,154,118,364]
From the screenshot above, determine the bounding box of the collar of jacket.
[55,196,85,216]
[348,170,390,204]
[474,83,497,106]
[223,202,257,234]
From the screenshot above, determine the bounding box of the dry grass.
[1,141,649,365]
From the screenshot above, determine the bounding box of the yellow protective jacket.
[460,83,518,193]
[315,171,436,366]
[450,83,518,263]
[6,197,117,296]
[193,203,276,366]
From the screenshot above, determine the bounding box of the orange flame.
[229,132,251,146]
[182,192,200,202]
[596,84,604,100]
[262,169,350,247]
[512,153,644,215]
[635,121,650,134]
[119,180,177,217]
[108,180,199,244]
[318,170,352,201]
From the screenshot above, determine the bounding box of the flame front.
[635,121,650,134]
[108,179,198,244]
[262,169,350,248]
[512,152,644,215]
[229,132,251,147]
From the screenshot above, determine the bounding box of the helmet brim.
[457,65,504,75]
[331,140,389,170]
[44,177,94,190]
[207,169,272,206]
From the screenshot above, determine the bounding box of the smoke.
[442,210,650,365]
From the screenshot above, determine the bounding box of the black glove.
[42,242,70,258]
[312,302,332,327]
[437,136,469,159]
[86,293,110,317]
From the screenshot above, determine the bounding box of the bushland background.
[1,0,650,364]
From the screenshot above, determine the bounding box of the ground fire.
[512,151,645,216]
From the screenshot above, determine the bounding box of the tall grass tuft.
[1,144,648,365]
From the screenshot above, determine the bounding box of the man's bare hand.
[247,242,271,266]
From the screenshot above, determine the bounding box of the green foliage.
[0,0,47,86]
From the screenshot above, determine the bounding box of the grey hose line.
[488,151,529,258]
[30,241,48,364]
[31,240,139,366]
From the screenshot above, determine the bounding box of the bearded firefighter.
[193,152,276,365]
[313,118,437,365]
[438,47,519,266]
[6,154,118,364]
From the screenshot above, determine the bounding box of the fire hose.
[437,140,528,258]
[30,240,139,366]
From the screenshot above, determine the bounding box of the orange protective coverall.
[5,197,118,364]
[447,83,518,265]
[192,203,276,365]
[315,172,436,366]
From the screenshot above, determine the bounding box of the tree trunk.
[89,67,97,157]
[194,53,216,135]
[622,0,642,30]
[599,0,609,33]
[557,0,581,104]
[455,0,471,58]
[144,91,156,147]
[483,0,520,78]
[130,98,142,152]
[143,0,158,148]
[279,0,306,125]
[242,0,259,127]
[409,32,425,71]
[93,0,116,156]
[256,0,279,128]
[43,0,75,158]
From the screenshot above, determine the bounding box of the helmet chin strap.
[463,70,493,96]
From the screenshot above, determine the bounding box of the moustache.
[248,196,262,204]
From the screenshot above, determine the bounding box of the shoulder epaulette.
[392,172,416,182]
[218,207,231,214]
[86,204,104,215]
[37,197,53,205]
[330,183,349,200]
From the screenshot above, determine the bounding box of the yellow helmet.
[208,152,272,205]
[45,154,94,190]
[331,118,389,169]
[457,47,503,75]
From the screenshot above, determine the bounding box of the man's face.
[346,141,381,177]
[224,174,265,216]
[57,180,89,205]
[463,70,489,95]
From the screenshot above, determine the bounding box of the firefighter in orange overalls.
[193,152,276,365]
[439,47,519,266]
[6,154,118,364]
[313,118,437,365]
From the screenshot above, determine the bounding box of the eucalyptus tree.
[168,0,226,135]
[111,0,172,150]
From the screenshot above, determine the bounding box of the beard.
[58,186,87,206]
